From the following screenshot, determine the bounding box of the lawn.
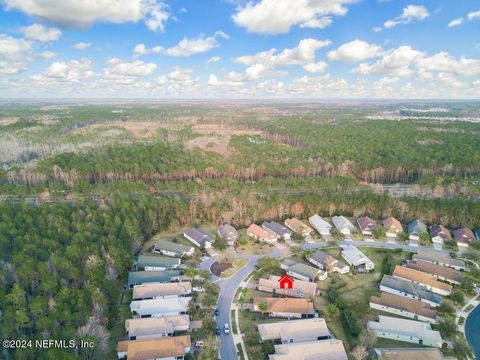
[236,241,276,255]
[221,258,249,278]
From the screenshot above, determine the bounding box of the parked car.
[214,309,220,316]
[215,326,221,335]
[194,340,204,347]
[224,323,230,334]
[193,286,205,292]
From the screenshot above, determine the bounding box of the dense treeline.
[0,195,187,360]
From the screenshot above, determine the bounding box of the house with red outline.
[278,274,294,289]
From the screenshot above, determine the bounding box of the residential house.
[406,260,463,285]
[369,292,438,324]
[253,297,315,319]
[429,225,451,245]
[217,224,238,246]
[340,245,375,272]
[453,227,475,249]
[257,275,317,298]
[380,275,442,307]
[132,282,192,301]
[368,316,444,348]
[247,223,277,243]
[392,266,452,296]
[357,216,376,236]
[153,240,194,258]
[308,214,332,235]
[125,315,190,340]
[408,220,428,241]
[331,216,356,235]
[135,255,180,271]
[383,217,403,237]
[116,335,191,360]
[262,221,293,240]
[130,297,190,318]
[258,318,330,343]
[374,347,446,360]
[269,339,348,360]
[306,251,350,274]
[127,270,181,289]
[183,228,213,248]
[412,252,467,271]
[281,259,327,282]
[284,218,313,236]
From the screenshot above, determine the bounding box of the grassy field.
[221,258,249,278]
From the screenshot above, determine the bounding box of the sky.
[0,0,479,99]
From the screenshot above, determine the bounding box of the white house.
[308,214,332,235]
[368,316,445,348]
[130,297,190,318]
[332,216,356,236]
[340,245,374,272]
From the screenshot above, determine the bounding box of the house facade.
[127,270,182,288]
[217,224,238,246]
[380,275,442,307]
[284,218,313,236]
[253,297,315,319]
[383,217,403,237]
[132,282,192,301]
[332,216,356,235]
[116,335,191,360]
[262,221,293,240]
[258,318,330,343]
[412,252,467,271]
[406,260,463,285]
[281,260,327,282]
[135,255,181,271]
[130,297,191,318]
[247,223,277,243]
[453,227,475,249]
[183,228,213,248]
[125,315,190,340]
[153,240,195,257]
[369,292,438,324]
[340,245,374,272]
[257,275,317,298]
[269,339,348,360]
[357,216,376,236]
[429,225,451,245]
[392,266,452,296]
[307,251,350,274]
[368,316,444,348]
[308,214,332,235]
[408,220,428,241]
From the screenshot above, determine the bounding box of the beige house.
[253,297,315,319]
[269,339,348,360]
[257,275,317,298]
[247,223,277,243]
[284,218,313,236]
[132,282,192,301]
[406,260,463,285]
[393,266,452,296]
[116,335,191,360]
[125,315,190,340]
[383,217,403,237]
[369,292,438,324]
[258,318,330,343]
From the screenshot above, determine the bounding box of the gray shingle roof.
[408,220,427,236]
[154,240,192,255]
[380,275,441,305]
[128,270,182,286]
[262,221,292,237]
[184,228,213,246]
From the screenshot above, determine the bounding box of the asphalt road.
[203,240,447,359]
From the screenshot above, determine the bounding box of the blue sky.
[0,0,479,98]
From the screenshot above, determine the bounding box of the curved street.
[204,240,452,359]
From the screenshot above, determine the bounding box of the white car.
[224,323,230,334]
[193,286,205,292]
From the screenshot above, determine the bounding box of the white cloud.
[164,31,228,57]
[4,0,170,31]
[384,5,429,28]
[328,39,382,62]
[21,24,62,42]
[299,16,333,29]
[352,45,424,77]
[32,58,94,83]
[134,31,228,57]
[467,10,480,20]
[40,51,56,59]
[206,74,244,87]
[448,18,463,27]
[0,34,32,74]
[208,56,221,63]
[157,67,198,90]
[235,38,331,67]
[416,52,480,76]
[105,60,157,78]
[303,61,327,73]
[74,42,91,50]
[232,0,356,34]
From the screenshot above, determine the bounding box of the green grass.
[231,309,238,335]
[236,343,245,360]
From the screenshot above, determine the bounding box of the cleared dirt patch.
[210,261,232,277]
[192,124,262,136]
[185,136,231,157]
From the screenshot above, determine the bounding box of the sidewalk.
[456,295,480,335]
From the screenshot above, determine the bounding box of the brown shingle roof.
[285,218,312,234]
[357,216,375,231]
[133,282,192,299]
[117,336,191,360]
[383,217,403,232]
[258,275,317,297]
[430,224,451,240]
[247,224,277,241]
[370,292,437,320]
[453,227,475,244]
[406,260,463,283]
[254,297,314,314]
[392,266,452,293]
